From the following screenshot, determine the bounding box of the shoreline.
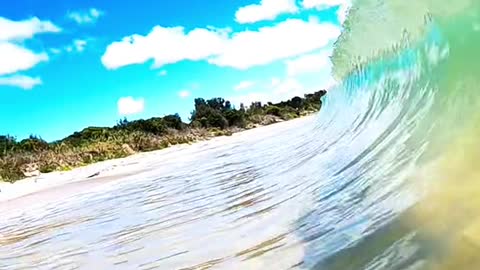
[0,114,317,204]
[1,90,326,183]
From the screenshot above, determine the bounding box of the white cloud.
[302,0,345,9]
[101,26,226,70]
[208,19,340,69]
[178,90,191,98]
[158,70,167,76]
[336,3,350,24]
[0,16,60,83]
[51,39,91,55]
[67,8,103,25]
[235,0,298,24]
[102,19,340,71]
[271,77,305,100]
[0,74,42,89]
[0,17,60,41]
[117,97,145,116]
[286,50,331,76]
[302,0,351,24]
[271,77,281,87]
[0,42,48,76]
[73,39,87,52]
[234,80,255,91]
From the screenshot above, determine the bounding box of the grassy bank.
[0,90,326,182]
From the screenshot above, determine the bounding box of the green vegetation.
[0,90,326,182]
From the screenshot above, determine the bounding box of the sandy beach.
[0,114,316,206]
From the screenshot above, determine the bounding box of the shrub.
[224,109,246,127]
[191,120,202,129]
[163,114,184,130]
[0,135,17,157]
[209,112,229,129]
[18,135,49,152]
[0,90,327,182]
[265,106,282,117]
[289,96,304,109]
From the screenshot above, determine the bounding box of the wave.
[313,0,480,268]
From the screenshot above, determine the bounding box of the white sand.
[0,115,316,205]
[0,143,194,204]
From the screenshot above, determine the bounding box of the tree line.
[1,90,327,156]
[0,90,326,181]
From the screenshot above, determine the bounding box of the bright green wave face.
[332,0,480,80]
[332,0,480,269]
[411,21,480,267]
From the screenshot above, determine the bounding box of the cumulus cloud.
[0,42,48,76]
[0,74,42,89]
[178,90,191,98]
[210,19,340,69]
[0,16,60,87]
[117,96,145,116]
[302,0,351,24]
[234,80,255,91]
[286,50,331,76]
[102,19,340,71]
[235,0,298,24]
[67,8,103,25]
[101,26,225,70]
[0,17,60,41]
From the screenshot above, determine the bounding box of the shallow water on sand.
[0,115,417,270]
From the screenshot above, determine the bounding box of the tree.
[191,97,235,129]
[128,119,166,135]
[289,96,304,109]
[205,110,229,129]
[163,114,183,130]
[224,100,232,111]
[248,102,263,115]
[224,109,246,127]
[19,135,49,152]
[191,98,210,122]
[194,98,207,108]
[115,117,129,129]
[265,106,282,117]
[0,135,17,156]
[239,103,246,113]
[207,97,225,111]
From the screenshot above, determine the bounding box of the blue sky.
[0,0,350,142]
